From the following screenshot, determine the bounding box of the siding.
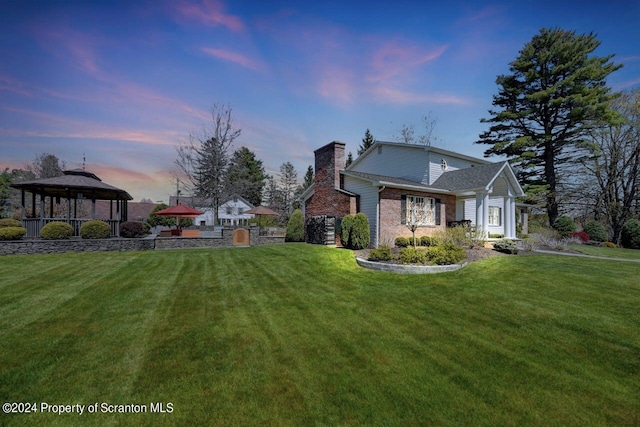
[343,175,380,247]
[351,144,430,184]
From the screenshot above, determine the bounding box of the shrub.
[395,236,409,248]
[0,218,21,228]
[286,209,304,242]
[437,226,486,248]
[621,219,640,249]
[603,241,617,248]
[398,247,427,264]
[493,239,518,254]
[420,235,438,247]
[368,246,393,262]
[571,231,590,243]
[350,213,370,249]
[120,221,145,238]
[40,221,74,240]
[553,216,576,238]
[340,215,354,248]
[427,243,466,265]
[583,221,607,242]
[80,220,111,239]
[0,226,26,240]
[342,213,370,250]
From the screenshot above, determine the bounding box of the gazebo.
[11,169,133,238]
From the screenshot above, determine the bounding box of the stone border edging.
[356,257,466,274]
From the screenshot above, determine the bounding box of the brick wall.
[378,187,456,245]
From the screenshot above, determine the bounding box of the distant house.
[300,141,528,247]
[169,194,255,227]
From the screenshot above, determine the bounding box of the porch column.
[476,192,489,238]
[503,197,512,238]
[508,197,516,238]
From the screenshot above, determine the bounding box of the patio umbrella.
[244,205,279,233]
[154,204,204,230]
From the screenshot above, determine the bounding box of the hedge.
[583,221,607,242]
[120,221,145,238]
[621,219,640,249]
[40,222,74,240]
[286,209,304,242]
[553,216,576,238]
[0,218,21,228]
[0,226,27,240]
[80,220,111,239]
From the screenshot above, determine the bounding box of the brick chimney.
[304,141,353,219]
[314,141,345,191]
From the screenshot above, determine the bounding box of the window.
[237,207,244,215]
[226,206,232,215]
[405,196,436,226]
[489,206,501,226]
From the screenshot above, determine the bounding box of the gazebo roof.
[11,169,133,201]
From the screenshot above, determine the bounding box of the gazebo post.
[20,189,26,218]
[31,192,36,218]
[66,189,71,220]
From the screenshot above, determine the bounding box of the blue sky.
[1,0,638,202]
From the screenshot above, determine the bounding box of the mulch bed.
[354,246,509,266]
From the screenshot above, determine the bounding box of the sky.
[1,0,639,203]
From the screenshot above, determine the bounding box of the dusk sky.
[1,0,639,203]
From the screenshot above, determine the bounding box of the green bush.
[341,213,370,250]
[398,247,427,264]
[420,235,438,247]
[120,221,145,238]
[350,213,370,249]
[368,246,393,262]
[553,216,576,238]
[0,218,21,228]
[286,209,304,242]
[583,221,607,242]
[0,226,26,240]
[395,236,409,247]
[80,220,111,239]
[340,215,354,248]
[40,221,74,240]
[621,219,640,249]
[493,239,518,254]
[427,243,466,265]
[602,241,617,248]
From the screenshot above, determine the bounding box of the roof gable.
[431,162,524,196]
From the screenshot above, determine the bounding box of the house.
[169,194,255,227]
[300,141,527,247]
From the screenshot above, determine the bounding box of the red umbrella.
[154,204,204,217]
[154,204,204,230]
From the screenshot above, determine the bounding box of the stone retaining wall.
[0,227,285,256]
[355,257,466,274]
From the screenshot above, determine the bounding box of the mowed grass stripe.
[0,244,638,426]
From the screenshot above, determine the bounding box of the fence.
[21,218,121,238]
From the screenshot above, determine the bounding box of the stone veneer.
[0,228,285,256]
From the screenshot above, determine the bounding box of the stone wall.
[0,227,285,256]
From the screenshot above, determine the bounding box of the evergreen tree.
[303,165,314,189]
[477,28,621,226]
[346,152,354,167]
[358,129,376,155]
[225,146,266,206]
[279,162,298,221]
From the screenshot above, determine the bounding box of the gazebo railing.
[22,218,121,238]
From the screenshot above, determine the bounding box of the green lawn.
[1,244,638,426]
[570,243,640,261]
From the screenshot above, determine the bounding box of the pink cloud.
[175,0,244,32]
[0,75,33,97]
[367,42,448,83]
[370,86,471,105]
[200,47,265,71]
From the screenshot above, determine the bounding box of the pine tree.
[477,28,621,225]
[358,129,376,156]
[225,147,266,206]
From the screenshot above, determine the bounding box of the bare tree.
[393,112,438,146]
[581,89,640,244]
[175,104,241,225]
[28,153,66,178]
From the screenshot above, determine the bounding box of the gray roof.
[431,162,507,192]
[11,169,132,200]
